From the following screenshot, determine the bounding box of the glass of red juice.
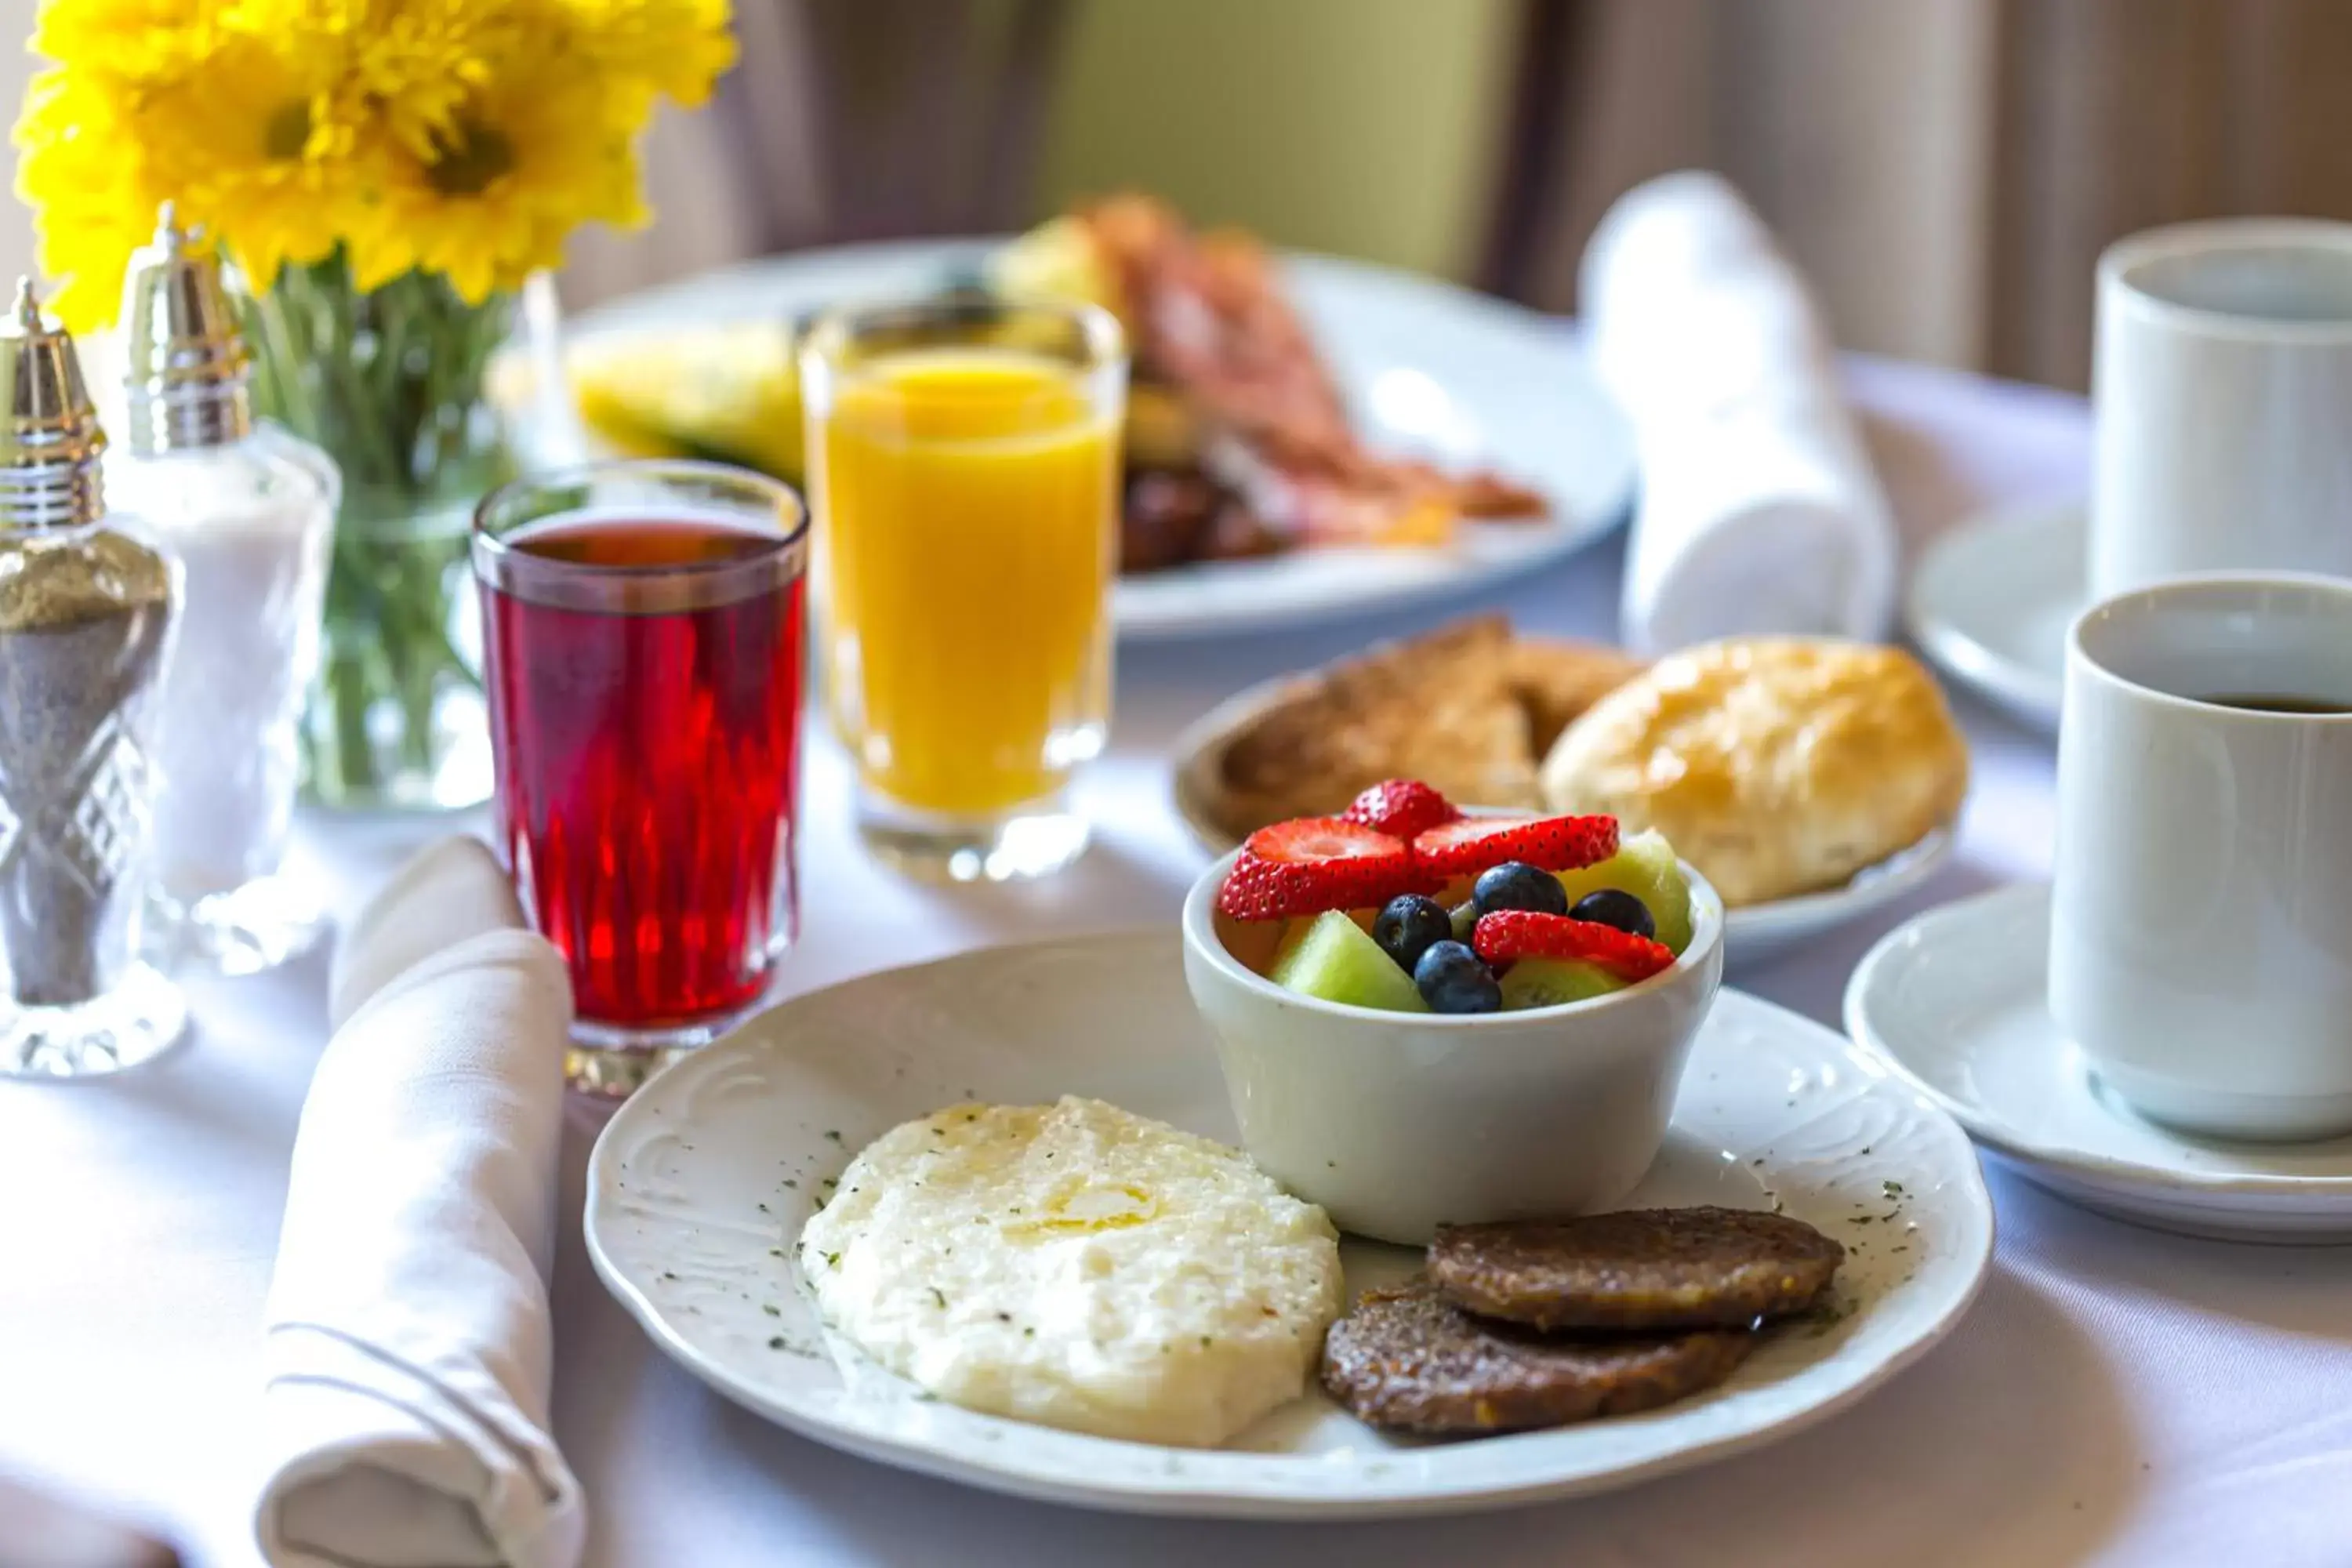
[472,460,807,1093]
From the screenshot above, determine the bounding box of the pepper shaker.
[0,279,185,1077]
[107,207,337,971]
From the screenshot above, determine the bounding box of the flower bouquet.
[14,0,735,808]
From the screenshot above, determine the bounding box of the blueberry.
[1372,895,1452,973]
[1473,860,1569,917]
[1414,940,1501,1014]
[1571,888,1656,940]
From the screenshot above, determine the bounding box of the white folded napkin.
[1580,169,1897,655]
[256,837,584,1568]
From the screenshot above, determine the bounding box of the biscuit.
[1538,637,1968,906]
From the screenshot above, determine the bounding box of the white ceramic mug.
[2052,573,2352,1141]
[2091,219,2352,599]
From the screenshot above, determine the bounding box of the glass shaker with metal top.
[108,207,337,972]
[0,278,184,1077]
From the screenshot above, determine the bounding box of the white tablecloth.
[7,359,2350,1568]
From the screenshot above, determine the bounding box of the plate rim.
[585,931,1996,1519]
[1165,670,1962,947]
[1904,500,2083,730]
[551,236,1640,643]
[1844,881,2352,1206]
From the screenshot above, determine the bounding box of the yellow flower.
[568,0,738,113]
[13,0,736,321]
[133,24,377,293]
[31,0,223,81]
[12,70,163,327]
[343,0,733,302]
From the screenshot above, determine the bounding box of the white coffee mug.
[2052,573,2352,1141]
[2091,219,2352,600]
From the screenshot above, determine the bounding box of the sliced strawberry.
[1472,911,1677,982]
[1413,814,1618,876]
[1216,818,1429,920]
[1340,779,1460,840]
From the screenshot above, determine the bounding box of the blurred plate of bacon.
[531,196,1637,640]
[997,195,1553,571]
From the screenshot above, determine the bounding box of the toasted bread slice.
[1205,618,1541,841]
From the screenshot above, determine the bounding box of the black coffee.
[2194,692,2352,715]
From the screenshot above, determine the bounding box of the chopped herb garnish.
[1198,1335,1211,1348]
[768,1336,786,1350]
[763,1304,782,1316]
[757,1202,770,1213]
[929,1287,947,1308]
[1882,1180,1905,1197]
[782,1179,798,1189]
[995,1311,1012,1323]
[821,1250,841,1268]
[1023,1327,1035,1338]
[824,1130,844,1143]
[660,1271,678,1281]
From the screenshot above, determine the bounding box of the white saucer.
[589,931,1991,1519]
[1905,501,2084,732]
[1846,883,2352,1243]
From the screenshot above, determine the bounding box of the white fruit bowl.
[1178,848,1727,1245]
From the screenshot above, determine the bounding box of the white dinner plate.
[1846,883,2352,1243]
[1905,501,2085,732]
[1166,677,1959,969]
[586,931,1992,1520]
[550,237,1639,641]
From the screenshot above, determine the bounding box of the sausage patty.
[1319,1278,1754,1435]
[1428,1207,1845,1332]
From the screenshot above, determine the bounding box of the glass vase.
[245,251,522,811]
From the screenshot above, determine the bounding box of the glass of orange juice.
[800,297,1126,880]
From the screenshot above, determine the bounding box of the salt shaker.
[107,208,336,971]
[0,279,184,1077]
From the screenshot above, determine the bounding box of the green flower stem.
[245,249,515,808]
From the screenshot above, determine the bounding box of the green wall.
[1036,0,1519,281]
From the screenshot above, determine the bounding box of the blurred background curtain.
[1482,0,2352,389]
[561,0,1075,302]
[554,0,2352,392]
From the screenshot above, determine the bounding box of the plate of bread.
[1173,619,1969,964]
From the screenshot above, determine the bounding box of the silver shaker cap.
[0,278,106,531]
[122,204,252,455]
